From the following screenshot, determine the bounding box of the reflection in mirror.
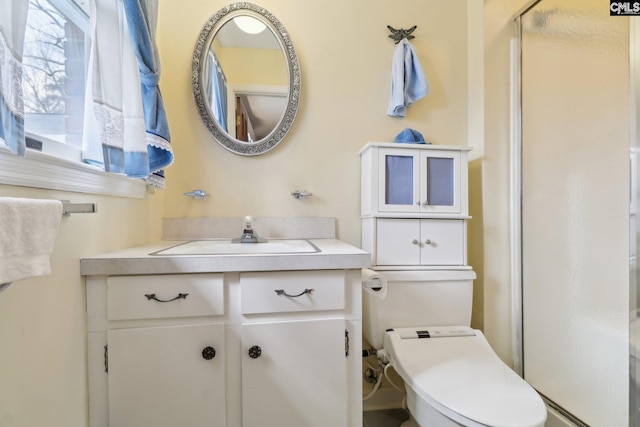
[192,3,300,155]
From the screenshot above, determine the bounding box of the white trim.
[229,83,287,97]
[225,83,288,139]
[50,0,89,32]
[24,131,82,162]
[467,0,484,159]
[0,147,146,198]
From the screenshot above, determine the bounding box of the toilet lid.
[385,327,547,427]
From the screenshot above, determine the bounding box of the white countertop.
[80,239,372,276]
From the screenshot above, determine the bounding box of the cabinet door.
[378,148,420,213]
[242,319,348,427]
[376,218,421,265]
[107,324,225,427]
[419,150,461,214]
[420,219,465,265]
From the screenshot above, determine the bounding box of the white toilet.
[362,270,547,427]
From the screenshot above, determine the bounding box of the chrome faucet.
[231,215,267,243]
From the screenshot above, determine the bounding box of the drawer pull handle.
[144,293,189,303]
[201,346,216,360]
[248,345,262,359]
[274,288,313,298]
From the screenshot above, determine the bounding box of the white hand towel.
[0,198,63,284]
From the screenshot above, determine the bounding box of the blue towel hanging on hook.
[388,38,429,118]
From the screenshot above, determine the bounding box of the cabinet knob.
[201,346,216,360]
[248,345,262,359]
[411,239,420,246]
[424,239,432,245]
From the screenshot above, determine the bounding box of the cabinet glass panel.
[385,155,414,205]
[426,157,454,206]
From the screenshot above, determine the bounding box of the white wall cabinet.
[360,142,472,270]
[86,270,362,427]
[374,218,465,266]
[361,143,469,218]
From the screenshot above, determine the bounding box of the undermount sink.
[151,239,320,256]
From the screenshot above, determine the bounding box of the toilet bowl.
[384,326,547,427]
[361,270,547,427]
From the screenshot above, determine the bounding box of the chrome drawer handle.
[274,288,313,298]
[144,293,189,303]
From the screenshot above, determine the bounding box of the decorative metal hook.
[387,25,417,44]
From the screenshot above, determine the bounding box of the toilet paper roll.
[362,268,388,300]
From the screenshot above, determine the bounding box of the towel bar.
[61,200,97,216]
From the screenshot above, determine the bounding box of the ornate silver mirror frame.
[192,2,301,156]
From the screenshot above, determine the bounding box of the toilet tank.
[362,270,476,349]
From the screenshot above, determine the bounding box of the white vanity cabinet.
[241,319,348,427]
[360,143,470,217]
[86,273,227,427]
[107,322,226,427]
[85,268,363,427]
[360,142,472,270]
[238,270,351,427]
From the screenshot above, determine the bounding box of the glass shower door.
[520,1,629,426]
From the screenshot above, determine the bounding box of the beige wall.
[0,1,530,426]
[482,0,526,366]
[219,46,288,86]
[158,0,473,248]
[0,186,163,427]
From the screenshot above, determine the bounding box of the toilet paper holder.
[362,278,383,289]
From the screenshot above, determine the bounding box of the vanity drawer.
[107,274,224,320]
[240,271,345,314]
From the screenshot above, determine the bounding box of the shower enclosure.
[513,1,632,425]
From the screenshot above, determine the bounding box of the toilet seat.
[384,327,547,427]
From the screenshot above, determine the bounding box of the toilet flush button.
[428,328,476,338]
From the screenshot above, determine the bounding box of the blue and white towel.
[388,38,429,118]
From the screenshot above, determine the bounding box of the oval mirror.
[192,2,301,155]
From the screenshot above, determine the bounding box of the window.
[23,0,88,160]
[0,0,146,198]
